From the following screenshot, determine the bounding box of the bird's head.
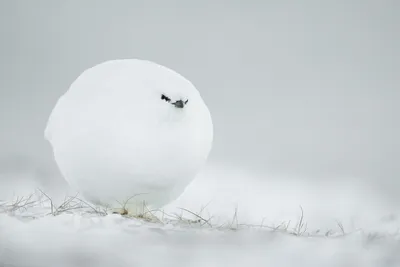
[160,93,188,109]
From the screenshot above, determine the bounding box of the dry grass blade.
[293,206,308,236]
[38,189,54,215]
[230,205,239,230]
[336,220,346,236]
[178,207,213,227]
[138,202,162,223]
[113,193,149,215]
[74,197,107,216]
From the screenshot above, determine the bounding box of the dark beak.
[172,100,185,108]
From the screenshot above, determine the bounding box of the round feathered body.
[45,59,213,212]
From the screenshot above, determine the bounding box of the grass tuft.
[0,191,363,239]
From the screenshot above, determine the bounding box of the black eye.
[161,94,171,102]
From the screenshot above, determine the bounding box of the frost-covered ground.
[1,165,400,267]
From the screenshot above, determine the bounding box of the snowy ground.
[1,165,400,267]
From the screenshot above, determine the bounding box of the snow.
[1,164,400,267]
[44,59,213,213]
[1,213,399,267]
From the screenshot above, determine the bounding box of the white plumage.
[45,59,213,213]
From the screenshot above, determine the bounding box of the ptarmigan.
[45,59,213,215]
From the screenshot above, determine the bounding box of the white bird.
[45,59,213,215]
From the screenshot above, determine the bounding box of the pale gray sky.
[0,1,399,196]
